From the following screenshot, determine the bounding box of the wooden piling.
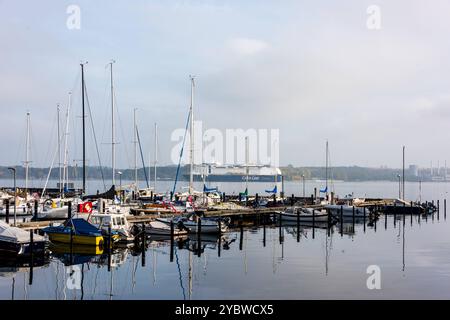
[363,206,366,233]
[410,201,413,225]
[444,199,447,220]
[239,220,243,251]
[197,217,202,257]
[312,209,315,239]
[29,229,34,285]
[5,201,9,224]
[68,201,72,219]
[34,200,38,220]
[437,200,440,220]
[340,205,343,237]
[296,208,300,243]
[263,220,266,247]
[141,223,146,267]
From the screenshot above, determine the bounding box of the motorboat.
[89,212,134,242]
[43,218,120,246]
[157,214,229,234]
[324,204,366,217]
[145,220,188,236]
[0,220,47,255]
[279,207,329,222]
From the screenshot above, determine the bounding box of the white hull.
[325,205,366,217]
[280,212,329,222]
[146,221,188,236]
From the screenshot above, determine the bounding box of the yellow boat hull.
[48,233,104,246]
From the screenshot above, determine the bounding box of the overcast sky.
[1,0,450,169]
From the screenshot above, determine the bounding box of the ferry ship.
[186,164,282,183]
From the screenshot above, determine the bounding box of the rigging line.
[136,126,150,188]
[172,108,191,198]
[84,81,107,191]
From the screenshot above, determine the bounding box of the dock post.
[296,209,300,243]
[197,218,202,257]
[34,200,38,220]
[403,203,406,226]
[5,201,9,224]
[312,209,315,239]
[218,228,222,258]
[239,219,243,251]
[410,201,413,225]
[340,205,343,237]
[384,211,387,230]
[291,194,294,206]
[327,209,331,237]
[393,202,396,228]
[445,199,447,220]
[141,223,146,267]
[437,200,440,221]
[108,226,112,271]
[352,206,355,230]
[263,219,266,247]
[363,206,366,233]
[170,221,174,262]
[68,201,72,219]
[273,194,276,206]
[29,229,34,285]
[279,212,283,244]
[255,193,259,207]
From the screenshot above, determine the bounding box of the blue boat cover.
[203,184,218,193]
[265,185,277,194]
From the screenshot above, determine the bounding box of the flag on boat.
[320,186,328,193]
[78,201,93,213]
[265,185,277,194]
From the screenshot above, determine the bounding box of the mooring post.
[239,220,243,251]
[141,222,146,267]
[5,201,9,224]
[108,225,112,271]
[296,208,300,243]
[218,231,222,258]
[437,200,440,221]
[312,209,315,239]
[291,194,294,206]
[444,199,447,220]
[197,217,202,257]
[384,211,387,230]
[29,229,34,285]
[170,221,174,262]
[279,212,283,243]
[352,206,355,230]
[327,209,331,237]
[363,206,367,233]
[393,202,397,228]
[410,201,413,225]
[68,201,72,219]
[340,205,343,237]
[263,220,266,247]
[34,200,38,220]
[273,194,276,206]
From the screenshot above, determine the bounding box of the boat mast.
[189,76,195,195]
[25,111,31,202]
[81,62,86,195]
[245,136,249,193]
[109,60,116,187]
[57,104,62,197]
[62,92,71,198]
[402,145,405,200]
[134,108,138,192]
[325,140,329,197]
[154,122,158,191]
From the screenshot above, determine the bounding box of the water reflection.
[0,210,446,299]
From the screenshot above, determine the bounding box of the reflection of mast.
[402,219,405,271]
[152,247,157,285]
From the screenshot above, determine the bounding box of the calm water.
[1,181,450,299]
